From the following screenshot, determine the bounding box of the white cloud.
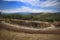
[4,0,40,7]
[4,0,60,8]
[1,6,53,13]
[40,0,60,7]
[0,10,1,12]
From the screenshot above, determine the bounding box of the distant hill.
[29,12,60,16]
[1,12,30,15]
[29,12,60,21]
[1,12,60,22]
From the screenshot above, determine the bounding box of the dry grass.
[0,29,60,40]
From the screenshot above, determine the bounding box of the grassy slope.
[0,29,60,40]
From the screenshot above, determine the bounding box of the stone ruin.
[53,21,60,27]
[4,19,51,28]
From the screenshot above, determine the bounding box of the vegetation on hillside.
[1,12,60,22]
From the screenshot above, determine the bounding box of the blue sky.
[0,0,60,13]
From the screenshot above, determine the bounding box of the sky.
[0,0,60,13]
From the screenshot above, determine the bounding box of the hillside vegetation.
[1,12,60,22]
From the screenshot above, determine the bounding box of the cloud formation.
[1,6,53,13]
[2,0,60,13]
[4,0,60,8]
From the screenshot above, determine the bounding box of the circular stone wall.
[4,19,51,28]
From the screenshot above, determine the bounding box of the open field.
[0,29,60,40]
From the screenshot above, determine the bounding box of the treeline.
[1,12,60,22]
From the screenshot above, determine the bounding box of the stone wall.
[53,21,60,27]
[4,19,51,28]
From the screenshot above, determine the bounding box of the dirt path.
[1,21,60,34]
